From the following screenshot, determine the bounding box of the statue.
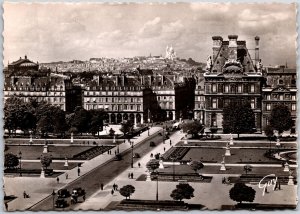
[206,56,212,70]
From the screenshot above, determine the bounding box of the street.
[29,133,164,210]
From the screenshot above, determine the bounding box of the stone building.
[262,66,297,132]
[83,75,144,125]
[4,56,67,111]
[204,35,264,131]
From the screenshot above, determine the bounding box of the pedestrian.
[77,167,81,176]
[164,147,166,152]
[101,183,104,190]
[170,140,172,146]
[65,173,68,180]
[116,184,118,191]
[23,191,27,198]
[265,186,268,193]
[131,172,133,179]
[113,183,116,190]
[138,162,141,168]
[56,177,59,184]
[108,151,110,155]
[111,189,114,195]
[128,173,131,179]
[222,177,225,184]
[278,181,281,190]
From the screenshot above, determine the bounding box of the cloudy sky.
[4,2,297,67]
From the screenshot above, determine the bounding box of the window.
[279,79,284,84]
[292,104,296,111]
[137,105,140,111]
[292,95,296,100]
[250,84,255,93]
[267,95,270,100]
[212,99,217,109]
[280,95,284,100]
[212,84,217,92]
[266,104,271,111]
[251,99,255,109]
[124,105,127,110]
[225,85,229,93]
[238,85,242,93]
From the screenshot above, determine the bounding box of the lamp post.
[29,130,32,144]
[156,171,159,201]
[52,189,56,209]
[171,156,176,181]
[131,142,134,168]
[18,151,22,177]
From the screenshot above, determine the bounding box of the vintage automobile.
[55,198,68,208]
[71,187,86,203]
[57,189,70,198]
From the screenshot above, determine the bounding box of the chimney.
[212,36,223,61]
[255,36,260,65]
[228,35,238,60]
[25,55,27,60]
[115,76,119,86]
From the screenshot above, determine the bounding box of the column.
[141,114,144,124]
[108,113,111,124]
[134,113,137,128]
[172,111,175,120]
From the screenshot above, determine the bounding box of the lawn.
[181,147,288,164]
[5,145,94,159]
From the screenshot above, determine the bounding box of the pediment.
[272,86,290,92]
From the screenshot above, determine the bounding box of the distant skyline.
[4,2,297,67]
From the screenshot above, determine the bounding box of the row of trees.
[4,153,52,170]
[223,102,293,138]
[4,97,105,137]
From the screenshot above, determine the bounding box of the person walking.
[56,177,60,184]
[164,147,166,152]
[111,189,114,195]
[113,183,116,190]
[138,162,141,168]
[65,173,68,180]
[131,172,133,179]
[23,191,27,198]
[116,184,118,191]
[77,167,81,176]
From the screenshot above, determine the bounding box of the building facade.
[204,35,263,131]
[262,66,297,132]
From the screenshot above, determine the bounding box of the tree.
[269,104,293,135]
[146,159,160,173]
[109,128,115,137]
[229,183,256,204]
[4,153,19,169]
[182,121,204,138]
[243,164,252,175]
[119,185,135,200]
[223,101,256,138]
[70,107,90,134]
[120,120,134,137]
[170,183,194,201]
[40,155,52,170]
[88,109,104,136]
[190,160,204,174]
[264,125,274,151]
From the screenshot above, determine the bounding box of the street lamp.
[131,142,134,168]
[52,189,56,209]
[171,156,176,181]
[155,171,159,201]
[18,151,22,177]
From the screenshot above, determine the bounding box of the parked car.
[133,153,140,158]
[71,187,86,203]
[57,189,70,198]
[55,198,68,208]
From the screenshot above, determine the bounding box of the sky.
[3,2,297,67]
